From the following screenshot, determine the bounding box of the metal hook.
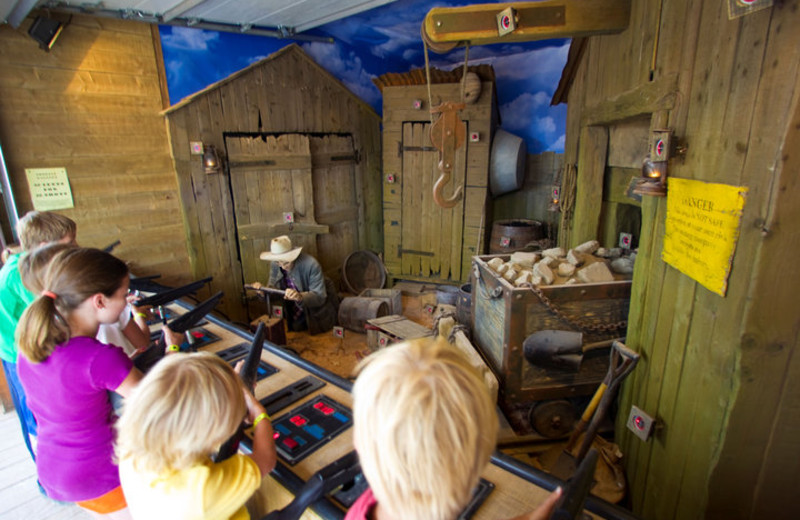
[433,165,462,208]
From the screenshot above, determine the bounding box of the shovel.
[523,330,623,371]
[549,340,640,480]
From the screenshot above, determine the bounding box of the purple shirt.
[18,336,133,501]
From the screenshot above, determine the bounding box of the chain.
[520,282,627,334]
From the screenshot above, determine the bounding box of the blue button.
[294,436,307,446]
[332,412,349,423]
[276,424,291,436]
[304,424,325,439]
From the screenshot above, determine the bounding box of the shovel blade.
[523,330,584,370]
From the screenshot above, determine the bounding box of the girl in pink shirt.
[16,247,182,519]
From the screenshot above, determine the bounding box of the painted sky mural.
[159,0,569,154]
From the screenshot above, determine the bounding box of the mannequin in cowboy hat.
[257,235,338,334]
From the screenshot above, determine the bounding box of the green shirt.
[0,254,35,363]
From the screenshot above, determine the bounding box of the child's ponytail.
[17,294,70,362]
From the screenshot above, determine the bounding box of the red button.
[321,406,334,415]
[282,438,298,450]
[313,402,325,410]
[290,415,307,426]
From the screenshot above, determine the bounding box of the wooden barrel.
[489,219,544,253]
[338,297,389,332]
[456,283,472,331]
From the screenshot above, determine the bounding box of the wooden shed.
[162,44,382,322]
[553,1,800,518]
[374,66,498,285]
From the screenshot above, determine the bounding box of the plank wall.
[0,15,189,283]
[558,1,800,518]
[164,45,381,321]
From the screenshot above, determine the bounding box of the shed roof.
[163,44,378,117]
[372,64,496,92]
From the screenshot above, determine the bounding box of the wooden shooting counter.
[155,297,637,520]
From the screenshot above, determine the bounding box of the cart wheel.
[529,400,577,439]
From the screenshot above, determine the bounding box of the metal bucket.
[338,297,389,332]
[489,128,527,196]
[489,219,544,253]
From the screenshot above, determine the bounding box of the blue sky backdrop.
[159,0,568,154]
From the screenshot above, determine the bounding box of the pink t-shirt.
[344,488,378,520]
[18,336,133,501]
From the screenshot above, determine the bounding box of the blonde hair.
[115,352,247,475]
[17,211,76,251]
[16,247,129,363]
[352,337,498,520]
[19,242,78,294]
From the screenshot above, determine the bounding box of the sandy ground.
[283,290,440,380]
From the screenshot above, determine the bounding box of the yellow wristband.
[135,312,148,319]
[252,411,269,429]
[167,344,180,352]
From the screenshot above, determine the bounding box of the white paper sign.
[25,167,74,210]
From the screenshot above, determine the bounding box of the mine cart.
[471,254,631,437]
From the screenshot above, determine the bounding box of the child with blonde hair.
[348,337,561,520]
[116,351,277,520]
[0,211,76,467]
[16,247,182,518]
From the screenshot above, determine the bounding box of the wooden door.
[310,135,361,285]
[226,135,328,317]
[400,122,467,282]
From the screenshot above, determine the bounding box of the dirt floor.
[284,286,440,380]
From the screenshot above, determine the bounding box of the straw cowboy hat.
[260,235,302,262]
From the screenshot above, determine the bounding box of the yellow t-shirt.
[120,454,261,520]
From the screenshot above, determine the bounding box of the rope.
[423,40,435,125]
[459,42,470,102]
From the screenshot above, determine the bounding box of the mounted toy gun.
[215,322,267,462]
[133,289,223,372]
[261,451,361,520]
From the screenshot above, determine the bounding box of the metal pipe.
[0,140,19,243]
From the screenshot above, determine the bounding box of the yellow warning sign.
[662,178,748,296]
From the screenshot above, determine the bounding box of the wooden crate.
[471,254,631,405]
[366,314,430,350]
[359,288,402,315]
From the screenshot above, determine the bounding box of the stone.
[610,257,635,274]
[577,261,615,283]
[502,267,518,281]
[565,278,578,285]
[514,271,533,286]
[558,263,576,277]
[608,248,623,259]
[496,263,509,275]
[595,247,609,258]
[574,240,600,255]
[488,257,504,271]
[510,251,539,269]
[532,275,543,286]
[534,261,555,285]
[567,249,585,266]
[542,247,566,259]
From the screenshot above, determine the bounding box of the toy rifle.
[215,322,267,462]
[102,240,121,253]
[133,277,213,307]
[128,274,162,293]
[244,284,287,298]
[549,448,599,520]
[261,451,361,520]
[133,291,223,372]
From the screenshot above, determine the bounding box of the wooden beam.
[569,125,608,247]
[424,0,631,47]
[162,0,209,22]
[238,223,329,241]
[582,73,679,126]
